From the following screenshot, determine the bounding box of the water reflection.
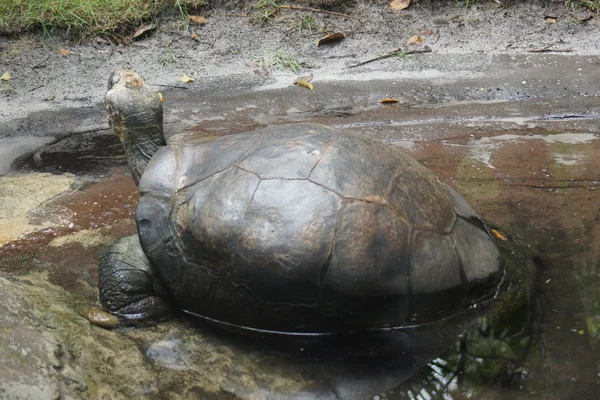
[385,313,537,399]
[2,97,599,399]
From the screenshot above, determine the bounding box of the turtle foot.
[98,235,171,322]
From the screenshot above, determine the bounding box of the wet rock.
[0,273,156,400]
[0,173,77,245]
[0,275,80,399]
[84,308,119,329]
[0,136,53,175]
[0,272,404,400]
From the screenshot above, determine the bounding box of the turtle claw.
[114,295,172,323]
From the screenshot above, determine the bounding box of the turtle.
[98,70,530,338]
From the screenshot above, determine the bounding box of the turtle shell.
[136,123,502,334]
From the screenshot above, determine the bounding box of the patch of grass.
[256,51,302,73]
[456,0,599,13]
[0,0,208,36]
[159,48,177,67]
[251,0,282,25]
[272,52,301,72]
[175,0,191,22]
[454,0,479,9]
[295,14,318,33]
[569,0,600,12]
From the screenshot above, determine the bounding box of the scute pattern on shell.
[136,123,502,333]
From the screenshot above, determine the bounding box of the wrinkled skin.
[99,235,170,320]
[105,70,165,184]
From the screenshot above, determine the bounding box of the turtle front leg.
[99,235,171,321]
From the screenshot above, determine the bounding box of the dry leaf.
[390,0,411,11]
[191,32,200,41]
[545,16,556,24]
[294,79,313,91]
[57,48,73,56]
[1,71,11,81]
[491,229,506,241]
[317,32,345,46]
[189,15,207,25]
[381,98,400,104]
[131,23,156,39]
[406,35,425,46]
[181,74,194,83]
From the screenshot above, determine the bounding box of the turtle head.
[105,70,166,185]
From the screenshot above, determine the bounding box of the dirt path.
[1,0,599,124]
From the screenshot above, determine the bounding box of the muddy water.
[1,93,599,399]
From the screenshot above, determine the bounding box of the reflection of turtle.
[99,70,530,337]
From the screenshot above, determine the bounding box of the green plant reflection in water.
[384,313,538,399]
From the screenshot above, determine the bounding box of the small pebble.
[85,308,119,329]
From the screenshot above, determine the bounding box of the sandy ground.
[0,0,599,125]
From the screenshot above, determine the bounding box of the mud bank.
[1,0,600,123]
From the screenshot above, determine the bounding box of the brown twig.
[343,46,432,70]
[279,5,360,21]
[32,55,51,70]
[210,32,223,49]
[528,46,576,53]
[28,84,45,93]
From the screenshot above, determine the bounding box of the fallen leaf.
[189,15,207,25]
[317,32,345,47]
[181,74,194,83]
[390,0,411,11]
[491,229,506,241]
[380,98,400,104]
[545,16,556,24]
[57,48,73,56]
[406,34,425,46]
[294,78,313,91]
[1,71,11,81]
[191,32,200,41]
[157,92,164,102]
[131,23,156,39]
